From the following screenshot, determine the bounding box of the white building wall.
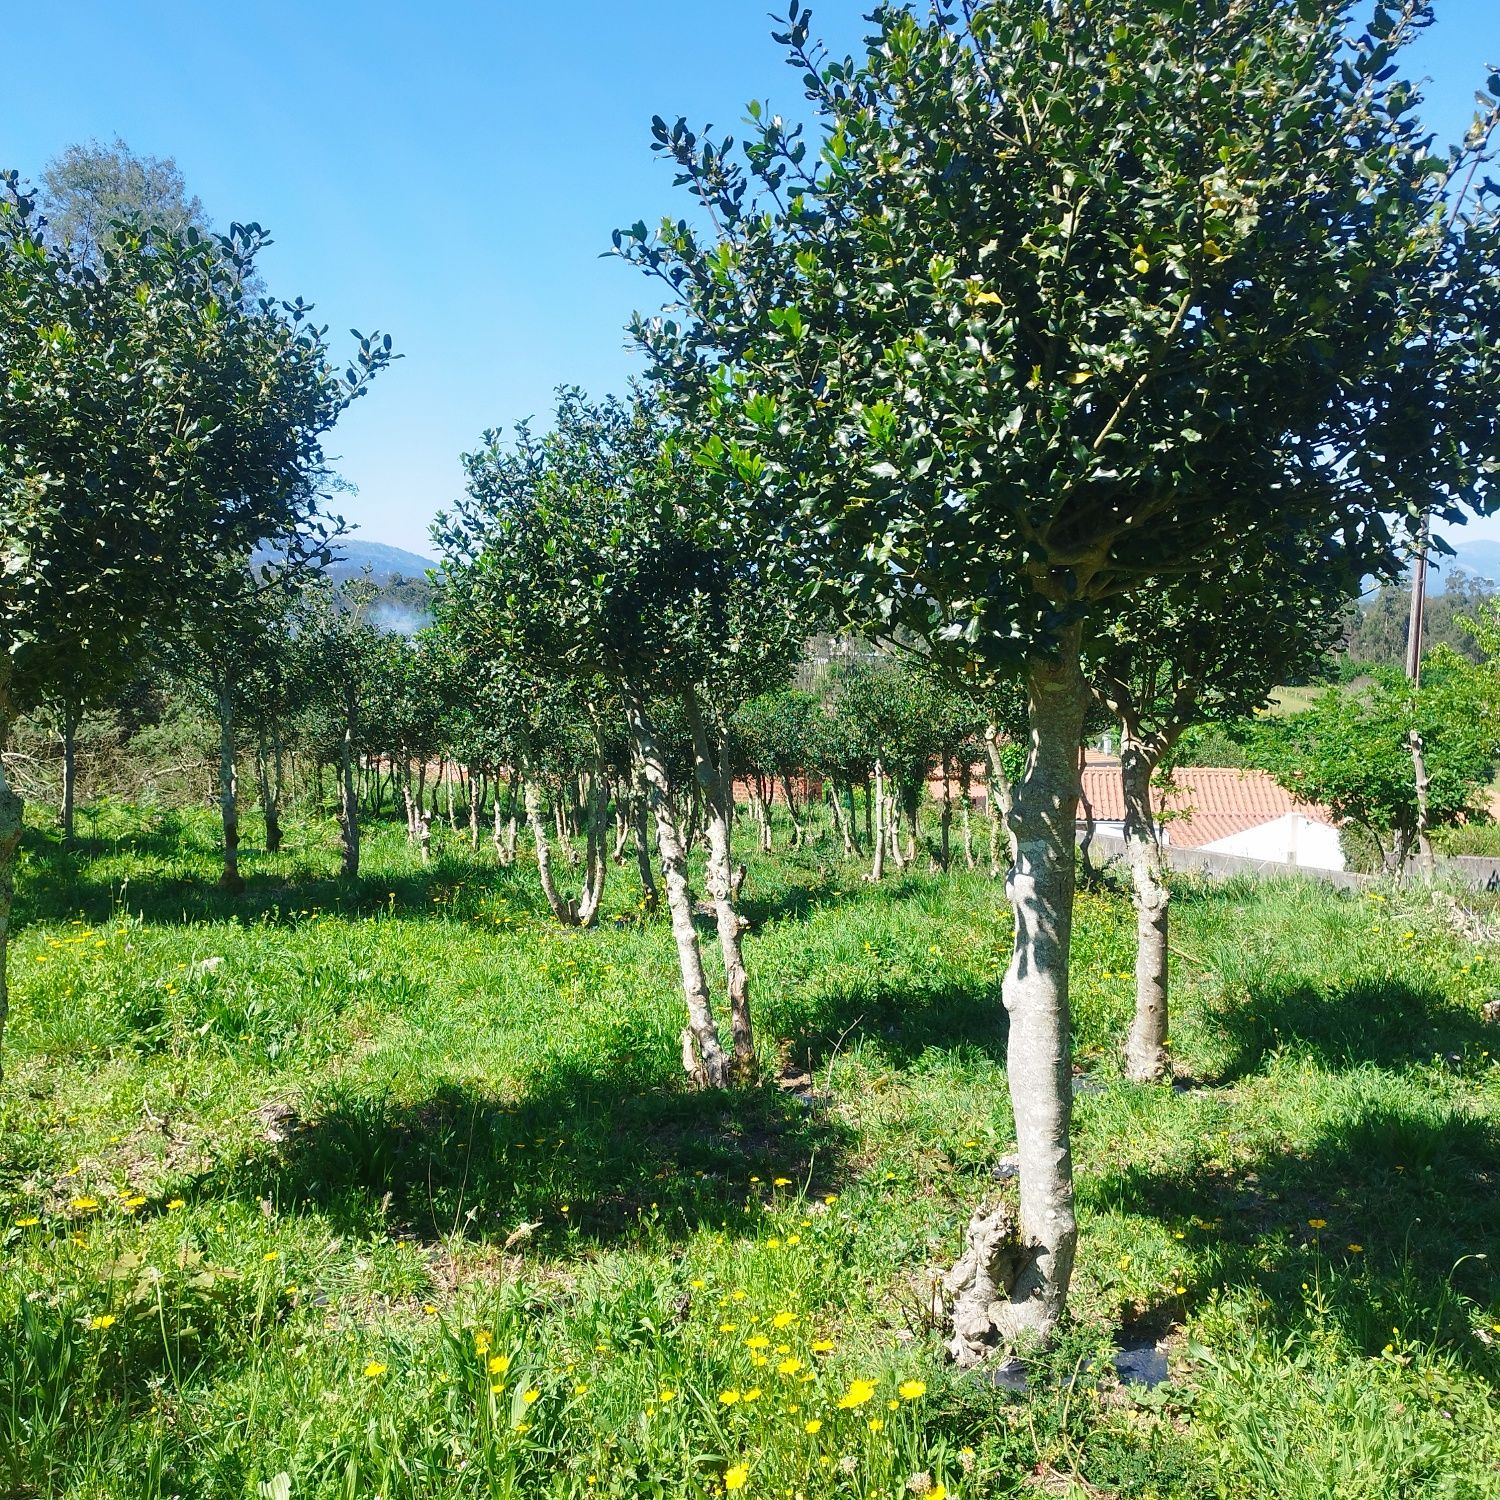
[1200,813,1345,872]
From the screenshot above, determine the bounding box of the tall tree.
[621,1,1500,1348]
[0,174,392,1066]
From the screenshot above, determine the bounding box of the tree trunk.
[947,630,1087,1360]
[339,709,360,879]
[1409,726,1435,884]
[1076,740,1097,883]
[829,779,855,858]
[959,760,977,869]
[940,752,954,871]
[984,725,1016,878]
[526,778,580,925]
[780,773,804,849]
[470,771,484,853]
[1120,734,1171,1084]
[574,757,609,929]
[687,692,755,1080]
[217,691,243,893]
[60,701,77,845]
[632,763,660,911]
[0,715,22,1076]
[624,690,729,1088]
[869,761,886,881]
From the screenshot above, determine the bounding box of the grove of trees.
[7,0,1500,1378]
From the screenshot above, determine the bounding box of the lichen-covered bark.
[869,761,887,881]
[1120,737,1171,1083]
[687,693,754,1079]
[625,690,729,1089]
[525,777,578,925]
[948,628,1087,1352]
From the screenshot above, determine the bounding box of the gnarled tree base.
[943,1196,1059,1364]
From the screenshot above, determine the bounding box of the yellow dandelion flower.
[810,1339,834,1354]
[1348,1244,1364,1253]
[773,1177,792,1187]
[474,1330,493,1354]
[786,1234,801,1246]
[262,1250,280,1262]
[522,1388,540,1405]
[573,1382,588,1396]
[746,1335,770,1350]
[690,1278,706,1289]
[720,1389,742,1406]
[837,1378,877,1409]
[724,1463,749,1492]
[90,1314,116,1330]
[166,1199,185,1211]
[656,1388,675,1403]
[70,1197,99,1212]
[363,1361,387,1378]
[488,1354,510,1374]
[898,1379,927,1401]
[744,1387,762,1402]
[804,1418,822,1434]
[778,1358,802,1375]
[1308,1218,1327,1230]
[771,1311,797,1329]
[868,1417,885,1431]
[15,1216,40,1228]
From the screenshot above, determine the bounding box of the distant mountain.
[325,539,435,582]
[1429,538,1500,594]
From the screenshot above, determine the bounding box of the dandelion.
[1308,1218,1327,1230]
[724,1463,749,1491]
[15,1216,40,1228]
[262,1250,280,1262]
[720,1389,742,1406]
[898,1379,927,1401]
[690,1278,706,1289]
[786,1234,802,1246]
[90,1314,117,1330]
[488,1354,510,1375]
[778,1358,802,1376]
[363,1362,387,1379]
[474,1330,493,1355]
[744,1387,762,1402]
[522,1388,540,1405]
[772,1311,798,1329]
[868,1417,885,1431]
[810,1339,834,1354]
[837,1378,878,1409]
[166,1199,185,1211]
[1348,1244,1364,1254]
[656,1388,675,1403]
[70,1197,99,1212]
[773,1177,792,1187]
[804,1418,822,1434]
[747,1335,771,1350]
[573,1382,589,1396]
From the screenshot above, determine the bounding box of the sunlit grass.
[2,806,1496,1497]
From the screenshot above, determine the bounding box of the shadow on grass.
[12,824,564,932]
[211,1060,853,1250]
[1090,1096,1500,1379]
[1205,975,1494,1084]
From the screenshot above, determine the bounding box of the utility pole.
[1406,516,1435,884]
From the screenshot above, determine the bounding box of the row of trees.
[9,0,1500,1367]
[604,0,1500,1353]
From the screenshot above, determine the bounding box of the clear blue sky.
[8,2,1499,556]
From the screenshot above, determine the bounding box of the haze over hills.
[1429,537,1500,594]
[326,538,435,582]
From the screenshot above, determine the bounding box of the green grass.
[2,805,1497,1499]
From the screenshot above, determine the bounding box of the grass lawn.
[2,805,1497,1499]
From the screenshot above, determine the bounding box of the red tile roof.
[1078,763,1336,849]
